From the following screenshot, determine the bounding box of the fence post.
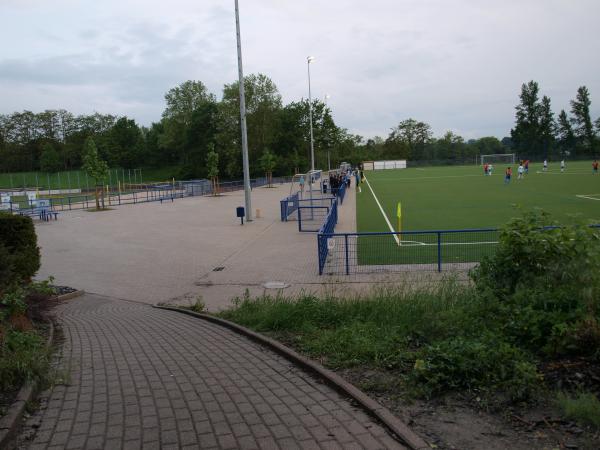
[437,232,442,272]
[298,208,302,232]
[345,234,350,275]
[318,234,324,275]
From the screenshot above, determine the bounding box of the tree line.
[1,76,598,180]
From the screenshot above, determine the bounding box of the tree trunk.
[95,186,100,210]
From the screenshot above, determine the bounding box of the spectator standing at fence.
[299,176,305,194]
[593,160,599,174]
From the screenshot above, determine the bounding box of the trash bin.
[236,206,245,224]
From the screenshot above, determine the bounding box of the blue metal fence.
[318,225,600,275]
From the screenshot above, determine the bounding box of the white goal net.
[480,154,515,165]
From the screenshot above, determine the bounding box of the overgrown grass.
[220,212,600,402]
[0,327,49,391]
[220,280,539,400]
[556,392,600,429]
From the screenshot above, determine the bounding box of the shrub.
[0,213,41,284]
[472,211,600,356]
[556,392,600,429]
[0,242,15,293]
[411,335,539,401]
[472,212,600,297]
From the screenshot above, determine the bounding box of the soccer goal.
[480,154,515,165]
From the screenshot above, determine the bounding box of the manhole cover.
[262,281,290,289]
[212,266,225,272]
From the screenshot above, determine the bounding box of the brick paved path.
[19,294,405,449]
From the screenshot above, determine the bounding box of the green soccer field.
[354,161,600,267]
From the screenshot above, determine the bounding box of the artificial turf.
[353,161,600,266]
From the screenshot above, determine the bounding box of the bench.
[19,208,59,221]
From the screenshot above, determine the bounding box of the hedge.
[0,212,40,289]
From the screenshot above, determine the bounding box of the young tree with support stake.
[206,147,219,196]
[82,137,109,210]
[259,149,277,187]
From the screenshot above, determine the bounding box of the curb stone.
[0,322,54,450]
[54,289,85,301]
[154,305,430,450]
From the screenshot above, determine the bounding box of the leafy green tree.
[386,119,432,160]
[221,74,283,170]
[511,80,543,156]
[206,147,219,195]
[556,110,576,157]
[259,149,277,187]
[39,142,61,173]
[539,95,555,157]
[161,80,216,162]
[105,117,145,169]
[82,137,109,210]
[570,86,595,156]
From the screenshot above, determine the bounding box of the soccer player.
[483,163,489,176]
[488,164,494,175]
[593,160,599,174]
[299,175,305,194]
[560,160,565,173]
[518,163,524,179]
[504,167,512,184]
[543,159,548,172]
[524,160,529,174]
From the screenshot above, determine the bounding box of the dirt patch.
[338,367,600,450]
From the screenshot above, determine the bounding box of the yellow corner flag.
[397,202,402,244]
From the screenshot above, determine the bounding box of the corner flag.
[397,202,402,244]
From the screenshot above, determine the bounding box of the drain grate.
[212,266,225,272]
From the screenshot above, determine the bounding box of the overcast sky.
[1,0,599,140]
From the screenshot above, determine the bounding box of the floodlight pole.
[235,0,252,222]
[324,94,331,171]
[307,56,315,172]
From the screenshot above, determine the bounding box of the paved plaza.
[18,294,407,449]
[34,182,449,311]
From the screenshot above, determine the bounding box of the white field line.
[535,171,593,175]
[363,175,400,245]
[576,194,600,201]
[393,241,499,247]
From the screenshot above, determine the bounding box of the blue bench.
[19,208,59,221]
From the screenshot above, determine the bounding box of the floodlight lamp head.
[307,56,315,63]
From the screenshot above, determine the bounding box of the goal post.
[480,154,515,166]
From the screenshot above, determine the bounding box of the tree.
[163,80,215,125]
[221,74,283,168]
[39,143,61,173]
[556,110,576,157]
[206,147,219,196]
[539,95,555,158]
[259,149,277,187]
[386,119,432,160]
[511,80,543,157]
[105,117,145,168]
[82,137,109,210]
[570,86,595,156]
[161,80,216,162]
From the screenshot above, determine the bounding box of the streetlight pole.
[234,0,252,222]
[324,94,331,171]
[307,56,315,172]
